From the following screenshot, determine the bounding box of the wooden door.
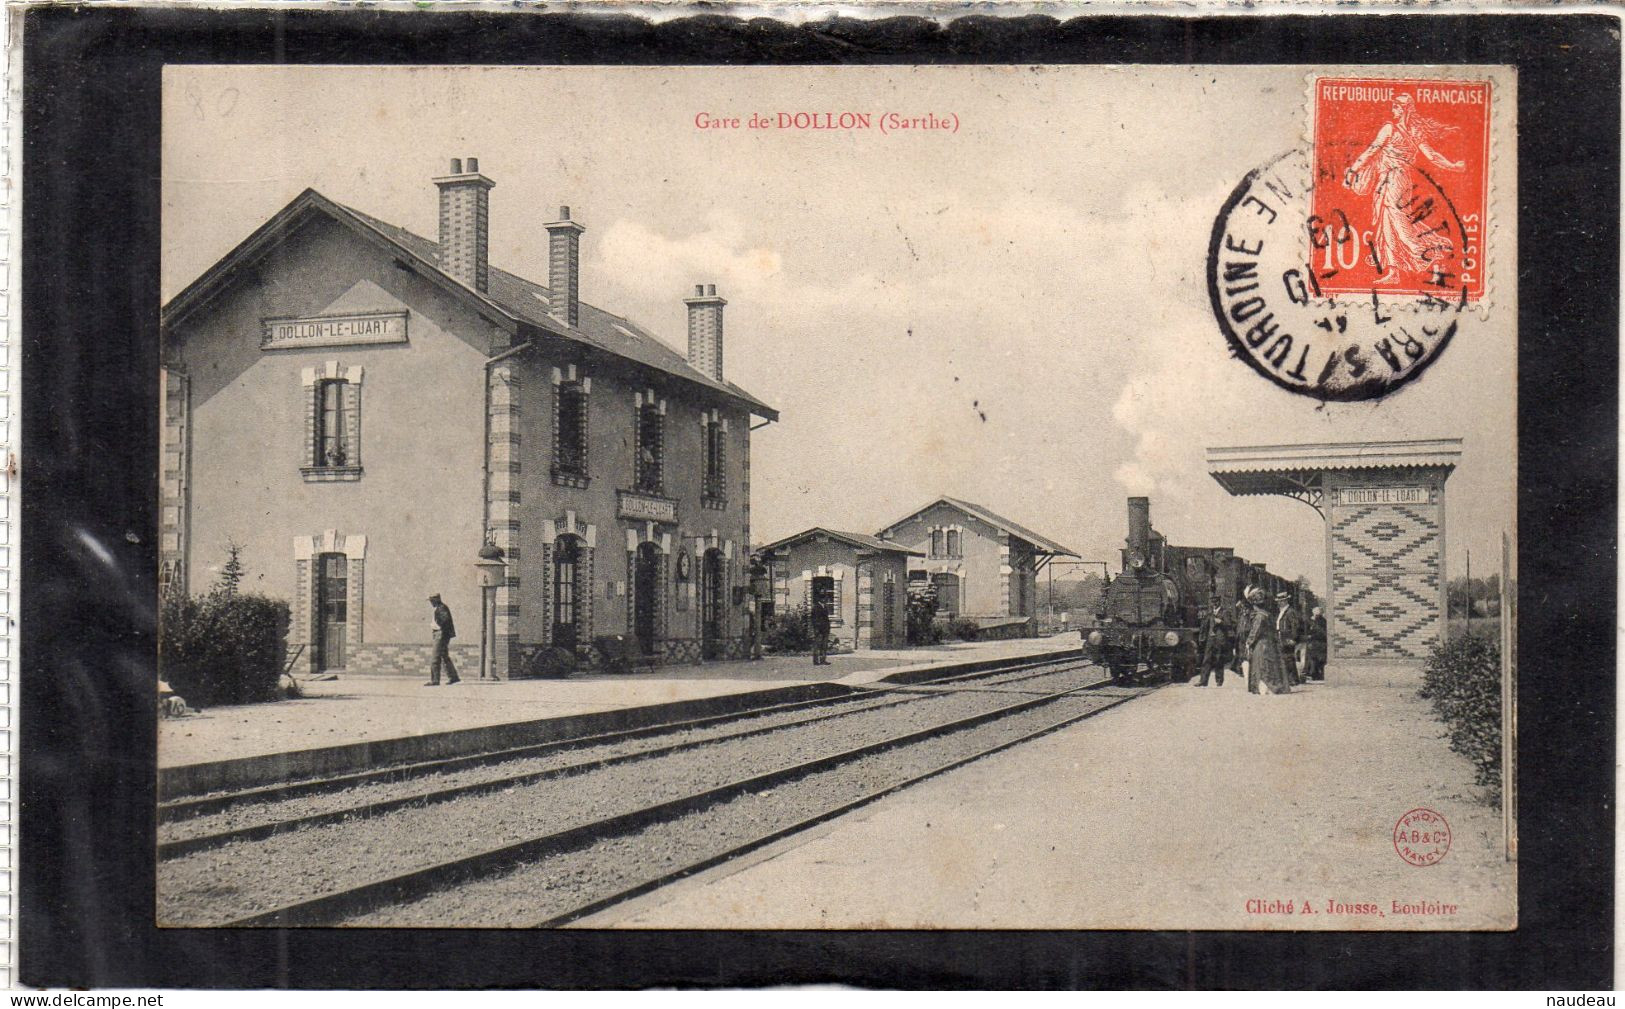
[317,553,347,670]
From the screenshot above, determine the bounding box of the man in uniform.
[1275,591,1303,685]
[810,594,831,666]
[1197,596,1233,687]
[425,593,461,686]
[1304,605,1328,681]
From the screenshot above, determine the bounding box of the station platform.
[158,637,1071,795]
[593,672,1517,931]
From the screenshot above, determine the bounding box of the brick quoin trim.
[486,363,522,678]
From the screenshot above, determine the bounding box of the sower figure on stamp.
[1275,591,1303,685]
[1342,93,1467,287]
[810,596,831,666]
[1197,596,1233,687]
[425,593,461,686]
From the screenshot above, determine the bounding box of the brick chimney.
[433,157,495,293]
[544,206,585,328]
[684,283,726,381]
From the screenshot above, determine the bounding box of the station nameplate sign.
[1334,486,1429,506]
[618,490,678,524]
[262,312,408,350]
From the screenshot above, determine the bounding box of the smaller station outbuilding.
[876,496,1079,637]
[758,529,920,650]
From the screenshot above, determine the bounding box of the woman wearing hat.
[1242,586,1291,695]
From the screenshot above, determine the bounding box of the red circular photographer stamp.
[1394,807,1452,866]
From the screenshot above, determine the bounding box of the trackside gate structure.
[1205,439,1463,686]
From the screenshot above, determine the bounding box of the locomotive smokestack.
[1127,497,1151,560]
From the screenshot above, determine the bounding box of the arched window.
[636,402,664,493]
[553,535,581,650]
[703,415,727,505]
[946,529,961,558]
[316,378,350,467]
[930,529,945,559]
[554,380,589,477]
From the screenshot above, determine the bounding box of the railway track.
[157,654,1155,927]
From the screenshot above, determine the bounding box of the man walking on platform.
[1197,597,1233,687]
[425,593,461,685]
[1275,591,1303,685]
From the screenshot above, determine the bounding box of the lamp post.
[475,539,507,680]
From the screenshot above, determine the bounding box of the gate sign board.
[262,311,408,350]
[1332,486,1429,506]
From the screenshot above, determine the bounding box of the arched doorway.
[700,548,725,659]
[633,542,661,657]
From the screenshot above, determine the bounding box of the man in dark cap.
[1275,591,1303,685]
[810,594,831,666]
[1197,596,1233,687]
[426,593,460,686]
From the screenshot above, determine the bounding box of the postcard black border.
[17,7,1618,990]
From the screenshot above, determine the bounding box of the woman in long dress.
[1342,93,1467,286]
[1242,587,1291,695]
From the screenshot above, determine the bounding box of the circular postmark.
[1393,807,1452,866]
[1207,148,1469,401]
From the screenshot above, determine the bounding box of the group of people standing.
[1196,589,1327,695]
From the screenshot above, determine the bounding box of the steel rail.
[160,657,1102,859]
[218,671,1122,928]
[159,650,1090,823]
[543,685,1151,927]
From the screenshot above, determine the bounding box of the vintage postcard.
[155,63,1517,930]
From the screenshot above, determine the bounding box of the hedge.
[161,589,291,707]
[1418,630,1503,803]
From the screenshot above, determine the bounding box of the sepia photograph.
[154,63,1518,931]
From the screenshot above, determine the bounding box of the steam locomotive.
[1082,497,1295,683]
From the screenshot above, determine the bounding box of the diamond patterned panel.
[1331,503,1442,660]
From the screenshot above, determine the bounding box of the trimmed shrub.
[948,616,982,641]
[906,585,942,645]
[160,589,291,707]
[1419,630,1503,802]
[763,605,816,654]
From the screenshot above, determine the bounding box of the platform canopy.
[1205,439,1462,515]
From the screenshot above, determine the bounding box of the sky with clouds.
[163,65,1517,593]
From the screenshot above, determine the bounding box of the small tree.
[218,538,247,595]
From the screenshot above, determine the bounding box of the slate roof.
[162,188,776,419]
[758,528,923,557]
[878,496,1080,558]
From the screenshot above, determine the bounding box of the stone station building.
[161,158,778,678]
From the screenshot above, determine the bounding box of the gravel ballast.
[341,690,1139,926]
[157,664,1106,925]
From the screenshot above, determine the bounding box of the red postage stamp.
[1394,807,1453,866]
[1310,77,1492,303]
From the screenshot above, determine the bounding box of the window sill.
[552,470,591,489]
[701,495,729,511]
[301,465,363,483]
